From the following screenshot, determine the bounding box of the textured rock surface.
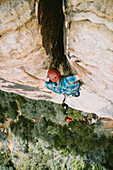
[0,0,66,103]
[64,0,113,118]
[0,0,113,118]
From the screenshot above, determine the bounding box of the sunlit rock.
[0,0,113,118]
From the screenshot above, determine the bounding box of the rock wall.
[64,0,113,118]
[0,0,66,103]
[0,0,113,119]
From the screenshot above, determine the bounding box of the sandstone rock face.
[0,0,66,103]
[0,0,113,119]
[64,0,113,118]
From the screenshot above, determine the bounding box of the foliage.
[67,108,84,121]
[31,117,109,168]
[0,90,18,120]
[10,115,34,142]
[0,106,6,124]
[21,98,66,125]
[72,155,85,170]
[16,138,76,170]
[72,155,106,170]
[16,156,37,170]
[0,167,14,170]
[0,146,12,167]
[0,90,113,169]
[0,128,8,142]
[0,89,65,124]
[103,136,113,169]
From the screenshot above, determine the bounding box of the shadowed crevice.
[36,95,52,99]
[38,0,67,71]
[0,77,39,92]
[0,78,53,99]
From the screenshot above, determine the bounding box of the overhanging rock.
[0,0,113,119]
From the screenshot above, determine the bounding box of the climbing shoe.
[72,91,80,97]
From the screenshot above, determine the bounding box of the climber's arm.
[67,55,87,80]
[20,67,45,84]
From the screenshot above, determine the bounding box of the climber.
[45,55,87,97]
[20,55,87,97]
[65,117,73,122]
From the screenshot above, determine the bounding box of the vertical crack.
[38,0,67,71]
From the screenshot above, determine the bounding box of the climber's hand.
[67,55,80,64]
[67,55,88,68]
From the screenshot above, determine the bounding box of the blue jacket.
[45,75,80,96]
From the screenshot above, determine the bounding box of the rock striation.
[0,0,113,118]
[64,0,113,118]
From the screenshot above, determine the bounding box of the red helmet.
[47,68,61,82]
